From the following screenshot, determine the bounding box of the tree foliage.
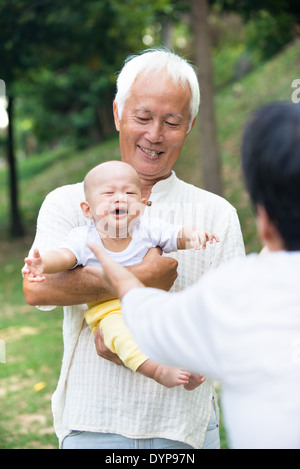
[0,0,170,236]
[0,0,171,146]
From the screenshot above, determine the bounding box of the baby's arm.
[177,227,219,250]
[22,248,77,283]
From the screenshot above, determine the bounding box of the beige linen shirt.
[30,170,245,448]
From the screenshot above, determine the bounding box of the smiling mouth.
[138,146,164,158]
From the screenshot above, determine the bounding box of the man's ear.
[256,205,272,241]
[113,101,120,131]
[190,116,197,132]
[80,201,93,219]
[256,205,283,251]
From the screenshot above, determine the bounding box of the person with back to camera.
[90,102,300,449]
[23,48,245,449]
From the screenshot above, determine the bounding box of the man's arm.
[23,247,178,306]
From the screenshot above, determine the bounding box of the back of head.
[242,102,300,251]
[115,48,200,131]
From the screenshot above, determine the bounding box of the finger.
[94,327,103,355]
[190,231,201,250]
[30,275,46,283]
[94,329,123,365]
[208,231,215,243]
[205,231,219,245]
[88,242,114,269]
[197,230,208,249]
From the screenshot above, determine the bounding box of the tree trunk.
[7,95,24,237]
[190,0,223,196]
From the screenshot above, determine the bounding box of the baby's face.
[86,164,143,237]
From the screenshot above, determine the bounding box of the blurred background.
[0,0,299,449]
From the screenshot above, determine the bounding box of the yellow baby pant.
[85,299,148,372]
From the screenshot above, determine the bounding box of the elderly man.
[23,49,245,449]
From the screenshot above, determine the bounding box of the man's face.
[114,71,195,185]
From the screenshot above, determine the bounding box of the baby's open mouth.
[112,209,127,216]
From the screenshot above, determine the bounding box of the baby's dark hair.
[242,102,300,251]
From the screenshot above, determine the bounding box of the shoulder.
[37,181,86,229]
[67,224,93,236]
[203,253,258,288]
[44,182,84,205]
[175,176,236,212]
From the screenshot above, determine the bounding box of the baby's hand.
[190,229,219,250]
[22,248,46,282]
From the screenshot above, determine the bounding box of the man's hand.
[135,247,178,291]
[94,328,123,365]
[88,242,144,299]
[86,244,179,298]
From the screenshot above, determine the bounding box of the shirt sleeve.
[121,277,223,380]
[59,227,89,267]
[30,186,82,255]
[143,217,182,253]
[27,185,82,310]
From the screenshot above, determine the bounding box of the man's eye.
[137,117,149,123]
[166,121,178,127]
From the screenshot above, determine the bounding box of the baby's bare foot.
[184,373,206,391]
[153,365,190,388]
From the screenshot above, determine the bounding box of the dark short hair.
[242,102,300,251]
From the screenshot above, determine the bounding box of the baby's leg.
[100,313,148,371]
[100,313,205,390]
[137,360,191,388]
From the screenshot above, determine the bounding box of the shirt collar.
[151,170,178,194]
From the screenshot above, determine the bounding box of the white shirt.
[60,218,181,268]
[122,251,300,449]
[30,170,245,447]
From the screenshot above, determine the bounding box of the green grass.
[0,40,299,449]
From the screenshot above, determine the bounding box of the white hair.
[114,48,200,132]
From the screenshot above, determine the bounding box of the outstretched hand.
[190,229,220,250]
[87,242,145,299]
[22,248,46,283]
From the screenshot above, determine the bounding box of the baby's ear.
[80,201,92,219]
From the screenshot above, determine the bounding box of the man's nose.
[146,120,164,143]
